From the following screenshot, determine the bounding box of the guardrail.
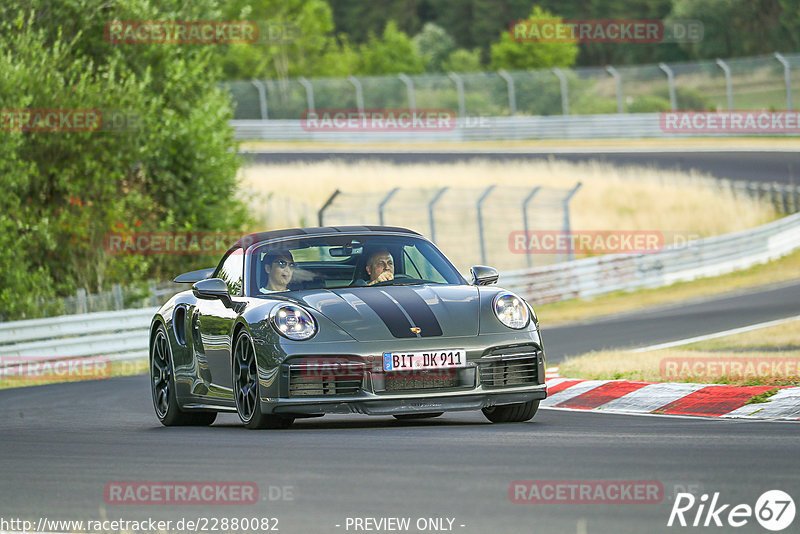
[500,211,800,305]
[2,211,799,368]
[232,112,800,142]
[0,308,155,367]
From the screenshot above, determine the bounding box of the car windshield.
[247,234,465,295]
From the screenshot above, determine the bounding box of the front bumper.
[264,384,547,416]
[259,341,547,416]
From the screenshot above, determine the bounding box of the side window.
[403,245,447,283]
[216,250,244,295]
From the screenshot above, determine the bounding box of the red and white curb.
[543,367,800,420]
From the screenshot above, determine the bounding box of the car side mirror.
[470,265,499,286]
[192,278,233,307]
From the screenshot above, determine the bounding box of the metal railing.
[0,308,155,370]
[500,211,800,305]
[224,52,800,121]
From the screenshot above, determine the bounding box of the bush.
[0,1,248,319]
[627,95,672,113]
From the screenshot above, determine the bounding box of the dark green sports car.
[149,226,547,429]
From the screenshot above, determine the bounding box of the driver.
[365,249,394,286]
[261,250,295,293]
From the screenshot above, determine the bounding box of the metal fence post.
[605,65,624,113]
[448,72,466,118]
[428,186,449,243]
[397,74,416,111]
[250,79,269,120]
[298,77,315,113]
[521,186,541,268]
[497,70,517,116]
[378,187,400,226]
[348,75,364,113]
[112,284,123,310]
[148,280,158,307]
[76,288,87,315]
[552,67,569,115]
[318,189,340,226]
[476,185,496,265]
[562,183,583,262]
[715,58,734,110]
[658,63,677,111]
[774,53,793,111]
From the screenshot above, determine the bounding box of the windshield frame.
[243,231,467,296]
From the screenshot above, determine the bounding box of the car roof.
[230,225,423,254]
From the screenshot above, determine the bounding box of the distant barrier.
[500,211,800,305]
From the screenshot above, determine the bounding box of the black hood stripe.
[353,290,417,338]
[382,286,443,337]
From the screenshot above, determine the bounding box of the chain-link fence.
[318,184,582,273]
[224,53,800,120]
[39,280,181,318]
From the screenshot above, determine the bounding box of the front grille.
[479,353,539,388]
[383,369,460,392]
[287,360,365,397]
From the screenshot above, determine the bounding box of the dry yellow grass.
[0,358,148,390]
[559,319,800,386]
[239,159,775,238]
[685,318,800,350]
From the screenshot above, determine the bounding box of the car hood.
[291,285,480,342]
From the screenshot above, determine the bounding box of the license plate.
[383,350,467,371]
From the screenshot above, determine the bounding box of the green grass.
[748,388,780,404]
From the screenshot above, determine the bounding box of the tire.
[150,324,217,426]
[393,412,444,420]
[482,400,539,423]
[233,330,294,430]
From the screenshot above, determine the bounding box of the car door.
[195,249,243,394]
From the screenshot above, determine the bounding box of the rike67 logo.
[668,490,795,531]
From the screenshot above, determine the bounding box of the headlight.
[492,292,530,329]
[270,304,317,340]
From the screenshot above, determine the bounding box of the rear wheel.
[233,330,294,430]
[150,324,217,426]
[393,412,444,420]
[482,400,539,423]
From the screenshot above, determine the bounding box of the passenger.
[365,249,394,286]
[261,250,295,293]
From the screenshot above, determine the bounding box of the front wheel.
[482,400,539,423]
[150,324,216,426]
[233,330,294,430]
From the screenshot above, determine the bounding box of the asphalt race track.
[244,149,800,185]
[1,282,798,534]
[544,279,800,363]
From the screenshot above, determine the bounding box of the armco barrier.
[1,213,799,366]
[0,308,156,366]
[500,211,800,305]
[231,113,800,142]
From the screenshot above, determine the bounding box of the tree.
[220,0,357,79]
[489,6,579,71]
[357,20,425,75]
[412,23,456,72]
[443,48,484,72]
[669,0,800,59]
[0,0,248,318]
